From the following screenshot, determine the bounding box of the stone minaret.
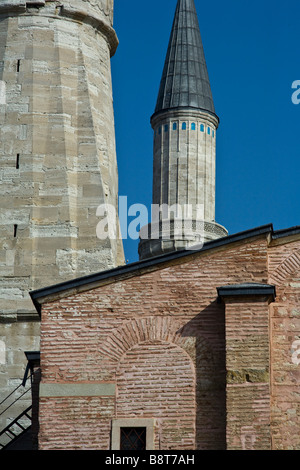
[139,0,227,260]
[0,0,124,319]
[0,0,123,429]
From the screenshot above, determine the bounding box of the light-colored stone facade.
[0,0,123,432]
[152,109,218,221]
[139,108,227,259]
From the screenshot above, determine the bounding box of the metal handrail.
[0,375,33,449]
[0,374,32,410]
[0,406,32,449]
[0,387,31,418]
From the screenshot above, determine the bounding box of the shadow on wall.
[110,299,226,450]
[180,299,226,450]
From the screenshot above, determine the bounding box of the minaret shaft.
[152,109,217,221]
[0,0,124,318]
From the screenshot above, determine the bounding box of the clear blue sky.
[111,0,300,263]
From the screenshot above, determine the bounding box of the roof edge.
[272,225,300,240]
[217,283,276,301]
[29,223,274,313]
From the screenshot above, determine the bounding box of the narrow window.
[182,122,186,130]
[200,124,204,132]
[14,225,18,238]
[158,127,161,135]
[17,60,21,73]
[191,122,196,130]
[120,428,146,451]
[112,418,154,450]
[212,130,215,138]
[16,154,20,169]
[173,122,177,131]
[0,340,5,365]
[164,124,168,132]
[207,127,211,135]
[0,80,6,105]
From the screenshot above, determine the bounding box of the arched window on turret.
[200,124,204,132]
[191,123,196,130]
[173,122,177,131]
[207,127,211,135]
[182,122,186,130]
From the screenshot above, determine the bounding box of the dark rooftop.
[154,0,216,117]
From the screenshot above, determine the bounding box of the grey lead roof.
[154,0,216,116]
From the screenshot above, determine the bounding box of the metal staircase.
[0,376,33,450]
[0,407,32,450]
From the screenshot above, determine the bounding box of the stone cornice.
[0,1,26,13]
[151,107,220,129]
[0,0,119,57]
[217,283,276,302]
[60,2,118,57]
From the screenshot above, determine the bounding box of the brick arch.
[99,316,209,366]
[116,340,196,449]
[269,249,300,285]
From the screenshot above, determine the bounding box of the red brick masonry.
[31,226,300,450]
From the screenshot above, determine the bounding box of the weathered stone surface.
[0,0,123,433]
[139,109,228,259]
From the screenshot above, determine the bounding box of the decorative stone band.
[150,106,220,131]
[139,219,228,244]
[40,383,115,398]
[0,0,118,57]
[61,2,118,56]
[139,219,228,259]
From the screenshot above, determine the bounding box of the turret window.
[182,122,186,130]
[212,130,215,138]
[173,123,177,131]
[164,124,168,132]
[207,127,211,135]
[191,123,196,130]
[158,127,161,135]
[200,124,204,132]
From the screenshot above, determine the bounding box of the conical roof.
[154,0,216,117]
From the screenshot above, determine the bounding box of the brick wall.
[223,299,272,450]
[38,237,271,450]
[268,240,300,450]
[39,396,115,450]
[116,341,195,450]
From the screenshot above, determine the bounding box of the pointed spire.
[154,0,216,116]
